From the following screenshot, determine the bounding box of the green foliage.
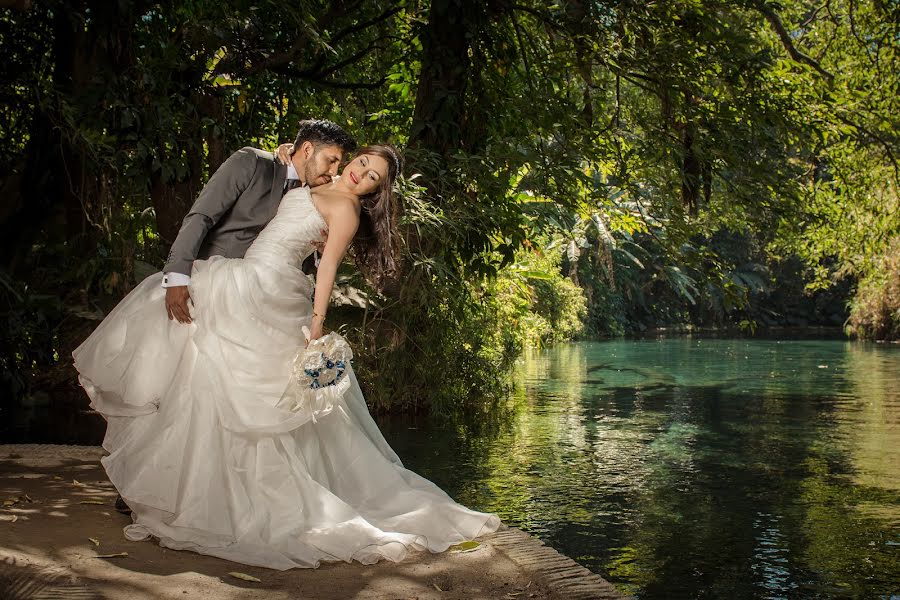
[762,1,900,336]
[847,238,900,341]
[2,0,899,427]
[354,261,585,416]
[0,269,62,406]
[491,241,587,348]
[349,179,586,415]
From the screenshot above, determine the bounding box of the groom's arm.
[162,147,260,324]
[162,147,260,279]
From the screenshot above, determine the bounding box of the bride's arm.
[308,201,359,341]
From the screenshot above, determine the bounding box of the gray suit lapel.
[270,159,288,206]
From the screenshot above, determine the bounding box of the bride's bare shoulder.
[309,186,360,221]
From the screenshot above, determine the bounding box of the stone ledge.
[483,528,630,600]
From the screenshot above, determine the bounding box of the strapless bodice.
[243,187,326,270]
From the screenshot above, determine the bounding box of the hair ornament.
[385,146,402,177]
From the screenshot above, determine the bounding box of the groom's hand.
[313,228,328,253]
[275,143,294,166]
[165,286,193,324]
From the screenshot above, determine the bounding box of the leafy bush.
[0,269,63,432]
[346,181,586,416]
[847,239,900,341]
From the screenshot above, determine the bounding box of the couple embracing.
[73,119,501,570]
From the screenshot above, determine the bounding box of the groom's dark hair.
[293,119,356,153]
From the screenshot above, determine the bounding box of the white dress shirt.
[162,161,300,288]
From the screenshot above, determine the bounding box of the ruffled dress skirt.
[72,254,501,569]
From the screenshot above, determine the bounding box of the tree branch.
[799,2,827,28]
[328,5,404,47]
[313,77,389,90]
[753,1,835,82]
[222,34,312,78]
[507,3,563,30]
[271,64,388,90]
[836,114,900,184]
[0,0,32,9]
[218,5,402,80]
[307,41,387,80]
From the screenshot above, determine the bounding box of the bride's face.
[341,154,389,196]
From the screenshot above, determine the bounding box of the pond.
[378,338,900,599]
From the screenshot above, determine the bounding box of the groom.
[163,119,356,324]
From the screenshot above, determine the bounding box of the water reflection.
[380,339,900,599]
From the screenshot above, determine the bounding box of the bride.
[72,144,501,570]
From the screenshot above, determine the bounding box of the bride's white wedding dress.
[72,187,501,570]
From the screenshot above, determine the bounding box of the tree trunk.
[150,153,204,246]
[408,0,487,166]
[202,93,226,175]
[681,122,700,217]
[1,4,83,272]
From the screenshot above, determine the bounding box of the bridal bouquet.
[294,330,352,390]
[277,329,353,421]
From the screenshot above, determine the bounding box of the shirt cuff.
[162,272,192,288]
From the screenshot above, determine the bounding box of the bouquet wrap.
[277,328,353,422]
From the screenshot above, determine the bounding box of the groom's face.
[295,142,343,188]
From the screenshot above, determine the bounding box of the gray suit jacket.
[164,147,288,276]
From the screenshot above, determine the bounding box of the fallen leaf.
[73,479,83,486]
[228,572,261,582]
[88,538,100,547]
[433,583,444,591]
[79,500,106,505]
[53,476,63,480]
[449,540,481,553]
[94,552,128,559]
[3,496,34,506]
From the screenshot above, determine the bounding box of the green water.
[379,339,900,599]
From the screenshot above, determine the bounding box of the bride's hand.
[306,316,325,346]
[275,143,294,165]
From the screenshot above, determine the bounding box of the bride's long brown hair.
[349,144,402,291]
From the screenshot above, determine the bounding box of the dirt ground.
[0,445,552,600]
